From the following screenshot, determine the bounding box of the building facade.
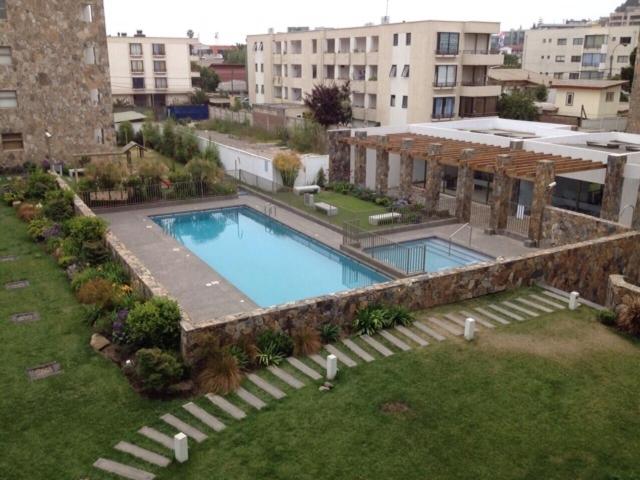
[247,20,503,126]
[107,33,200,109]
[606,2,640,27]
[0,0,114,169]
[522,23,639,80]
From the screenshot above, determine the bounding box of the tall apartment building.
[522,23,639,80]
[606,1,640,26]
[0,0,114,169]
[247,20,503,126]
[107,32,200,109]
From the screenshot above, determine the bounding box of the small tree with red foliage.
[303,81,352,128]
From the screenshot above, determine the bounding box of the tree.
[303,82,352,128]
[161,120,177,158]
[222,44,247,65]
[503,53,521,68]
[190,89,209,105]
[533,84,549,102]
[621,47,636,90]
[186,29,194,39]
[116,121,134,146]
[200,67,220,92]
[497,90,538,121]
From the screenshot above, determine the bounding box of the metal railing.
[448,223,472,254]
[438,194,457,216]
[505,202,531,238]
[470,201,491,228]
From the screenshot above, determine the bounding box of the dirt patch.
[381,401,413,417]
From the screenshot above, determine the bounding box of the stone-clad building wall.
[540,206,628,247]
[0,0,114,170]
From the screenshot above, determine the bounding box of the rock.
[323,382,334,389]
[90,333,110,352]
[319,386,330,392]
[169,380,194,395]
[11,200,21,207]
[100,344,123,364]
[65,263,81,280]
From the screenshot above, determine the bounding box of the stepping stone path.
[530,294,565,310]
[309,353,327,369]
[160,413,208,442]
[206,394,247,419]
[268,366,305,389]
[247,373,286,399]
[427,317,463,336]
[473,307,510,325]
[93,458,155,480]
[379,330,411,351]
[503,301,538,317]
[361,334,394,357]
[394,325,429,346]
[0,255,18,262]
[287,357,323,379]
[325,344,357,367]
[236,387,267,410]
[413,321,446,341]
[342,339,375,361]
[26,361,62,381]
[515,297,553,314]
[183,402,226,432]
[114,441,171,467]
[488,304,524,321]
[450,311,494,329]
[5,280,29,290]
[138,427,173,450]
[10,312,40,324]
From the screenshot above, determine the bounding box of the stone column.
[399,138,414,200]
[424,144,443,216]
[526,160,555,247]
[601,155,627,222]
[353,131,367,186]
[455,149,475,223]
[633,184,640,230]
[375,136,390,195]
[328,129,351,183]
[487,154,512,234]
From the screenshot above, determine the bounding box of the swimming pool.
[365,237,492,273]
[152,206,389,307]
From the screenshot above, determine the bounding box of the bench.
[294,185,320,195]
[369,212,401,225]
[315,202,338,216]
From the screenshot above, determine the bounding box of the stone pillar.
[601,155,627,222]
[633,184,640,230]
[455,149,475,223]
[487,154,512,234]
[353,131,367,186]
[424,144,443,216]
[627,38,640,134]
[399,138,414,200]
[375,136,390,195]
[526,160,555,247]
[328,129,351,183]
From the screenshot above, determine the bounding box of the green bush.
[43,189,74,222]
[117,121,135,146]
[71,262,128,292]
[66,216,107,245]
[287,119,326,153]
[353,305,414,335]
[200,145,222,168]
[315,168,327,188]
[135,348,185,394]
[597,309,617,327]
[256,329,293,365]
[27,218,53,242]
[125,297,182,350]
[26,169,58,200]
[161,120,177,158]
[319,323,340,344]
[382,306,414,327]
[141,121,162,149]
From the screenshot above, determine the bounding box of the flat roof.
[488,68,549,85]
[113,111,147,123]
[549,79,627,90]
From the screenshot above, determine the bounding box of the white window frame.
[565,92,574,106]
[0,90,18,108]
[0,46,11,65]
[81,4,94,22]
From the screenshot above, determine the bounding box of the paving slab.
[235,386,267,410]
[515,297,553,313]
[0,255,18,262]
[309,353,327,369]
[205,394,247,420]
[394,325,429,346]
[503,301,539,317]
[453,311,494,329]
[267,366,305,389]
[93,458,155,480]
[183,402,226,432]
[342,339,375,361]
[443,313,467,328]
[10,312,40,324]
[5,280,29,290]
[361,335,394,357]
[26,361,62,381]
[427,317,463,336]
[473,307,510,325]
[160,413,208,442]
[325,344,357,367]
[247,373,286,399]
[488,304,524,321]
[114,441,170,467]
[529,294,565,310]
[413,321,446,341]
[379,330,411,351]
[542,290,571,304]
[287,357,323,379]
[137,427,173,450]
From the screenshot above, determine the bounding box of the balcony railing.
[433,81,458,88]
[461,80,488,86]
[435,49,459,56]
[462,48,500,55]
[432,112,455,120]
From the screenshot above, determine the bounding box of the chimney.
[134,29,145,37]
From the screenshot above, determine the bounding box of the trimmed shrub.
[292,325,322,356]
[71,262,128,292]
[185,158,222,184]
[315,167,327,188]
[137,158,169,183]
[617,295,640,337]
[319,323,340,344]
[27,218,53,242]
[135,348,185,394]
[200,145,222,168]
[193,335,243,394]
[354,305,387,335]
[75,277,120,310]
[125,297,182,350]
[43,189,74,222]
[141,121,162,149]
[597,309,617,327]
[256,329,294,366]
[273,152,301,188]
[66,216,107,245]
[25,169,58,200]
[17,203,39,222]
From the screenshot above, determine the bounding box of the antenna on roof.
[385,0,390,17]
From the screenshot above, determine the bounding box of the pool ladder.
[264,203,277,218]
[448,223,472,255]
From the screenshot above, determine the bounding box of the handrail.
[448,223,472,255]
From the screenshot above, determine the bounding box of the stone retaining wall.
[606,274,640,311]
[540,206,628,247]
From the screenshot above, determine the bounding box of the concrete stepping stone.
[361,335,394,357]
[394,325,429,346]
[114,441,170,467]
[530,294,565,310]
[413,321,446,341]
[287,357,323,379]
[267,366,305,389]
[379,330,411,351]
[0,255,18,262]
[325,344,357,367]
[26,361,62,381]
[451,311,494,329]
[473,307,510,325]
[161,413,208,442]
[5,280,29,290]
[342,339,375,361]
[9,312,40,324]
[247,373,286,399]
[488,304,524,321]
[515,297,553,313]
[542,290,571,304]
[93,458,155,480]
[309,353,326,369]
[443,313,467,328]
[205,394,247,420]
[503,301,538,317]
[183,402,226,432]
[427,317,463,336]
[236,387,267,410]
[137,427,173,450]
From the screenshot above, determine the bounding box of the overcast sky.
[104,0,624,44]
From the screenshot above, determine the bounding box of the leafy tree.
[186,29,194,39]
[190,88,209,105]
[303,82,353,128]
[141,121,161,149]
[161,120,177,158]
[503,53,521,68]
[497,90,538,121]
[116,121,134,146]
[200,67,220,92]
[621,47,636,90]
[533,84,548,102]
[222,44,247,65]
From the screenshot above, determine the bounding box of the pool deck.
[100,195,536,325]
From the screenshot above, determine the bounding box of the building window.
[312,39,317,54]
[152,43,166,56]
[606,92,615,102]
[436,32,460,55]
[557,38,567,45]
[555,55,565,62]
[389,64,397,77]
[565,92,574,106]
[0,0,6,20]
[433,97,455,118]
[390,94,396,107]
[581,70,605,80]
[255,84,259,93]
[81,4,94,22]
[89,89,101,105]
[553,72,563,79]
[261,85,264,94]
[155,77,167,89]
[434,65,457,87]
[84,46,97,65]
[255,63,258,72]
[1,133,23,150]
[0,90,17,108]
[571,55,581,63]
[584,35,606,49]
[621,36,632,44]
[618,55,630,63]
[130,60,144,73]
[401,65,410,78]
[393,33,399,46]
[261,63,264,72]
[582,53,606,67]
[312,64,317,79]
[569,72,580,79]
[0,46,11,65]
[132,77,145,89]
[129,43,142,56]
[406,33,412,46]
[401,95,408,108]
[153,61,166,73]
[95,128,105,145]
[573,38,583,46]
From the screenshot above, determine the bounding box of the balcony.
[432,112,456,121]
[433,81,458,89]
[273,75,282,85]
[462,49,503,66]
[460,84,500,97]
[435,49,459,57]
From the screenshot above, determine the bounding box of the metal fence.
[470,201,491,228]
[438,193,457,216]
[227,169,291,194]
[505,202,531,238]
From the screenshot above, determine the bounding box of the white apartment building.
[107,32,200,109]
[522,24,639,80]
[247,20,504,127]
[606,4,640,27]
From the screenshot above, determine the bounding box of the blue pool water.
[152,207,389,307]
[366,237,493,273]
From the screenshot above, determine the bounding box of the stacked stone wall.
[540,206,628,247]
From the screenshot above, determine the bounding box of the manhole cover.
[27,362,62,381]
[5,280,29,290]
[0,255,18,262]
[10,312,40,324]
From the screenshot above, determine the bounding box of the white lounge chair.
[368,212,401,225]
[293,185,320,195]
[315,202,338,216]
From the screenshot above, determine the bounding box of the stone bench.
[294,185,320,195]
[369,212,401,225]
[315,202,338,216]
